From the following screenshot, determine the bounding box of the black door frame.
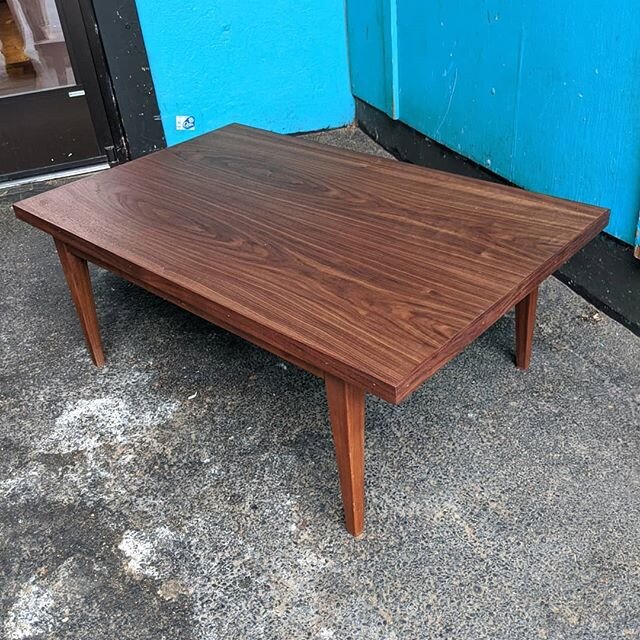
[57,0,127,164]
[88,0,166,159]
[60,0,166,162]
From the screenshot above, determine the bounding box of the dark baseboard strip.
[556,234,640,336]
[356,99,509,184]
[355,98,640,337]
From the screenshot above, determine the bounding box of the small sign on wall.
[176,116,196,131]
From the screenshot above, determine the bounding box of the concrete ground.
[1,128,639,640]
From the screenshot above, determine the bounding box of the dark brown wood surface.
[326,375,365,536]
[515,287,539,370]
[54,239,105,367]
[14,124,609,403]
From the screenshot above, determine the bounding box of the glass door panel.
[0,0,77,98]
[0,0,109,181]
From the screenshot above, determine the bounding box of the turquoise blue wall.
[346,0,394,117]
[347,0,640,247]
[135,0,354,146]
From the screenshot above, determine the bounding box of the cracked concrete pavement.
[1,127,639,639]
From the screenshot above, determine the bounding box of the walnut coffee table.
[14,125,608,536]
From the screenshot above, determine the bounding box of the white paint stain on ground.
[3,579,55,639]
[117,527,181,581]
[118,530,160,579]
[3,557,92,639]
[2,378,178,509]
[46,394,177,457]
[0,462,47,503]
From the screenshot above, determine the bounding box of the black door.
[0,0,116,182]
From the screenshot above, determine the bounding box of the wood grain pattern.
[515,287,538,370]
[54,238,105,367]
[14,124,609,403]
[326,375,365,536]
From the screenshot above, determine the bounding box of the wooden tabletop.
[14,125,608,403]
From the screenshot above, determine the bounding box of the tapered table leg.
[325,375,365,536]
[54,239,105,366]
[515,287,538,370]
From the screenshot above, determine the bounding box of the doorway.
[0,0,117,182]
